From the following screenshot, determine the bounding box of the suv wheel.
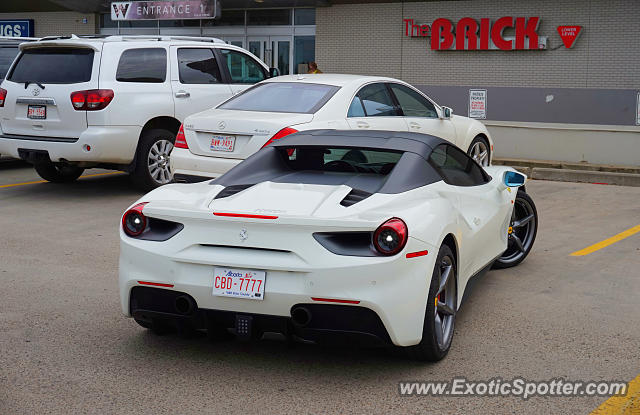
[34,162,84,183]
[132,128,175,191]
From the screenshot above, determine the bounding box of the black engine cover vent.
[214,184,254,199]
[340,188,373,207]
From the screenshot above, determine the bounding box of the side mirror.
[269,67,280,78]
[441,106,452,119]
[503,171,526,188]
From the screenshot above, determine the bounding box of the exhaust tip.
[175,295,195,315]
[291,307,312,327]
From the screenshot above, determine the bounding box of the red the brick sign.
[403,17,544,51]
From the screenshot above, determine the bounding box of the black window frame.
[348,82,402,118]
[388,82,438,119]
[116,47,167,84]
[177,47,224,85]
[428,143,491,187]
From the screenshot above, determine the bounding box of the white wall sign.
[469,89,487,119]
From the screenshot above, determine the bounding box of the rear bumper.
[170,147,241,180]
[131,286,392,347]
[0,125,141,164]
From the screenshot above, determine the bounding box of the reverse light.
[70,89,114,111]
[175,124,188,149]
[373,218,408,256]
[0,88,6,107]
[122,202,148,237]
[261,127,298,148]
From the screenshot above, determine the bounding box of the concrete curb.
[530,168,640,187]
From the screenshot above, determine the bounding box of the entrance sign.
[469,89,487,119]
[557,26,582,48]
[111,1,217,20]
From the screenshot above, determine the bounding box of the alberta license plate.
[210,135,235,152]
[212,267,265,300]
[27,105,46,120]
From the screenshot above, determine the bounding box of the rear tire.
[131,128,175,191]
[34,162,84,183]
[404,244,457,361]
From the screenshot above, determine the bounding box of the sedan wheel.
[468,137,490,166]
[493,190,538,269]
[148,139,174,185]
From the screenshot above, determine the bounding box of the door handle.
[175,91,191,98]
[356,121,370,129]
[409,122,421,129]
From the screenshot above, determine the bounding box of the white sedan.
[170,74,493,182]
[120,130,537,361]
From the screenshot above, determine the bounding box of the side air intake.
[340,188,372,207]
[214,184,254,199]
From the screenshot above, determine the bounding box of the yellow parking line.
[570,224,640,256]
[590,374,640,415]
[0,171,123,189]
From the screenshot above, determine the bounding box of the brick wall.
[316,0,640,90]
[0,12,97,37]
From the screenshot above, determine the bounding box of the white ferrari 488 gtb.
[120,130,537,361]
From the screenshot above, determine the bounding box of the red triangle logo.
[557,26,582,48]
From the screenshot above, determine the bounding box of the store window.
[294,36,315,74]
[220,49,267,84]
[116,48,167,83]
[247,9,291,25]
[294,9,315,25]
[177,48,221,84]
[160,19,200,27]
[203,10,245,26]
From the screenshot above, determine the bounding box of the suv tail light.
[70,89,114,111]
[373,218,408,256]
[0,88,6,107]
[122,202,148,237]
[261,127,298,148]
[175,124,189,149]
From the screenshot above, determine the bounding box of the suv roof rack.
[35,34,227,44]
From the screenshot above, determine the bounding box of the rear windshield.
[218,82,340,114]
[0,46,19,79]
[8,47,94,84]
[283,147,403,175]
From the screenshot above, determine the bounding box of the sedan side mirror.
[441,106,452,120]
[504,171,526,188]
[269,67,280,78]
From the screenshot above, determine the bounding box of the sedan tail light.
[373,218,408,256]
[0,88,7,107]
[70,89,114,111]
[122,202,148,237]
[261,127,298,148]
[175,124,189,149]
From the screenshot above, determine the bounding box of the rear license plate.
[213,267,265,301]
[210,135,235,152]
[27,105,46,120]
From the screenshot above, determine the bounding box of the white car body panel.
[172,74,493,180]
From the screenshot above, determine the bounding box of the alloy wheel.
[434,255,456,349]
[148,139,174,185]
[470,140,490,166]
[500,195,537,265]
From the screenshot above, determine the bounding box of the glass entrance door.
[247,36,291,75]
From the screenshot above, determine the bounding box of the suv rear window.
[0,46,19,79]
[219,82,339,114]
[116,48,167,83]
[8,47,94,84]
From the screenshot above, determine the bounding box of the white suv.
[0,35,272,189]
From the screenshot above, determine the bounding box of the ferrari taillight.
[122,202,148,237]
[175,124,189,149]
[261,127,298,148]
[373,218,408,256]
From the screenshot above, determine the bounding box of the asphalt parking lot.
[1,159,639,415]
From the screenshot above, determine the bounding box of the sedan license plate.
[213,267,265,300]
[210,135,235,152]
[27,105,46,120]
